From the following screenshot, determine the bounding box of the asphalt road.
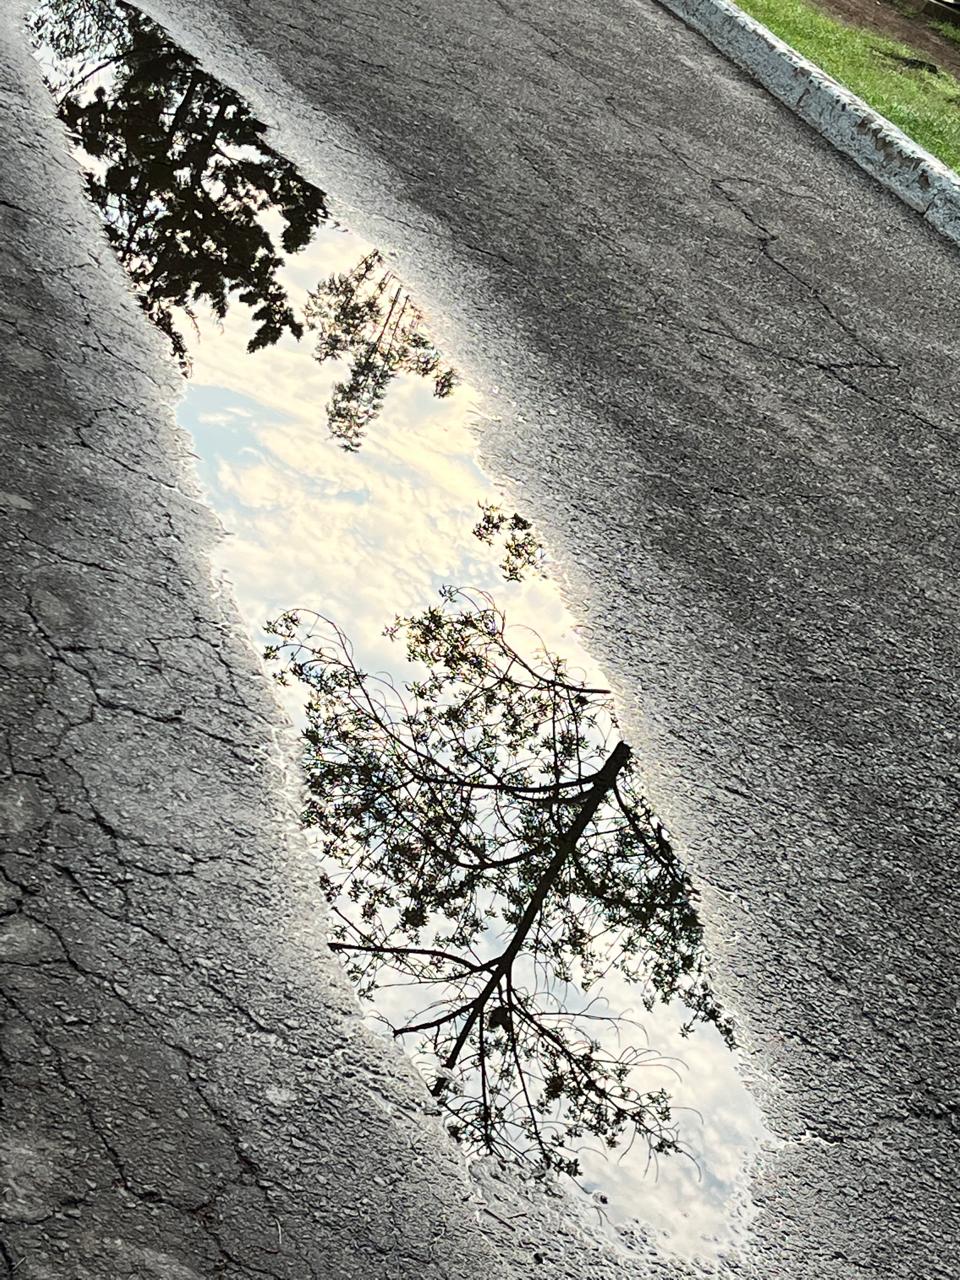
[0,13,537,1279]
[3,0,959,1277]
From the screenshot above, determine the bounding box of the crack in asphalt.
[5,1,960,1277]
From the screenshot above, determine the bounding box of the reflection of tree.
[32,1,457,440]
[31,0,327,367]
[304,251,458,450]
[266,588,730,1177]
[473,502,546,582]
[31,0,128,60]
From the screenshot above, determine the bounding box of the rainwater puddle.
[30,0,772,1263]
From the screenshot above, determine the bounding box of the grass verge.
[930,17,960,48]
[734,0,960,172]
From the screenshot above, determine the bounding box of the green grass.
[734,0,960,172]
[930,17,960,48]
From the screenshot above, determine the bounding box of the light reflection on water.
[30,0,772,1261]
[177,223,770,1262]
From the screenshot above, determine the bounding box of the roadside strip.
[654,0,960,246]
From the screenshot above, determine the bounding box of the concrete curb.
[654,0,960,247]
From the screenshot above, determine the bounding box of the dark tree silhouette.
[303,250,458,450]
[266,588,731,1177]
[32,1,457,440]
[473,502,546,582]
[31,0,328,368]
[30,0,127,58]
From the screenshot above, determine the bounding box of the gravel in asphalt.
[2,1,959,1277]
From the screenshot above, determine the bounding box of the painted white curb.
[656,0,960,247]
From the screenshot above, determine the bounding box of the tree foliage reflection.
[32,0,462,440]
[304,250,458,450]
[266,588,730,1176]
[31,0,328,367]
[473,502,546,582]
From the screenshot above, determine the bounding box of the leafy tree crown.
[266,588,731,1176]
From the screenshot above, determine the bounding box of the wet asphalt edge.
[653,0,960,245]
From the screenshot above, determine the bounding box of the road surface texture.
[2,0,958,1278]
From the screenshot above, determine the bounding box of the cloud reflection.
[33,0,771,1261]
[174,221,770,1264]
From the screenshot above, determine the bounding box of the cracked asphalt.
[2,0,959,1278]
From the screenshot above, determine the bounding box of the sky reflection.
[31,0,772,1261]
[176,222,770,1263]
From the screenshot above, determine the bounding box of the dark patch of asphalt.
[2,0,959,1277]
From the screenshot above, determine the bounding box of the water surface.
[30,0,772,1260]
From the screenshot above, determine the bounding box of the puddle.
[29,0,772,1262]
